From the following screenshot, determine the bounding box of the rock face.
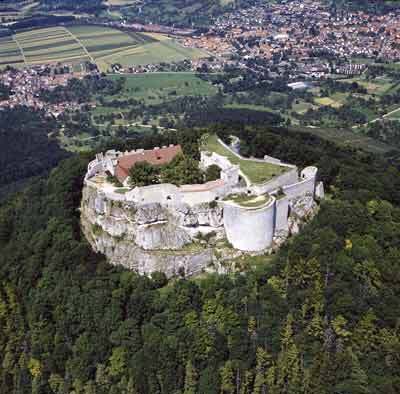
[81,185,319,277]
[81,185,223,276]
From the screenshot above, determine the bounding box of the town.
[180,0,400,79]
[0,63,96,117]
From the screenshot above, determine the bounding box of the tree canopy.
[0,125,399,393]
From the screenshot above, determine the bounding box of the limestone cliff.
[80,184,223,276]
[81,184,319,277]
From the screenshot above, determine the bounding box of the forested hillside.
[0,107,68,198]
[0,126,399,393]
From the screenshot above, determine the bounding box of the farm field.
[0,25,208,70]
[0,36,24,67]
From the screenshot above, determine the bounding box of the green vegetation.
[1,124,400,393]
[105,72,218,105]
[15,26,90,65]
[0,25,207,70]
[119,0,251,27]
[0,36,24,67]
[0,106,68,197]
[128,154,205,187]
[224,193,270,208]
[202,134,287,184]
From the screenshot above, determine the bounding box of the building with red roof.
[114,145,182,183]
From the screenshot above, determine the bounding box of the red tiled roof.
[115,145,182,182]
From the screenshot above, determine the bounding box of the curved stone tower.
[222,197,276,251]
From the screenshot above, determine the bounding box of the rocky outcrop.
[81,184,223,276]
[81,184,320,277]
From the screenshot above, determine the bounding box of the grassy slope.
[202,134,288,184]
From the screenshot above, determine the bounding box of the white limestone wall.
[201,151,233,171]
[250,167,299,195]
[274,196,289,232]
[181,182,229,206]
[222,197,276,251]
[126,184,182,205]
[86,159,104,180]
[282,166,317,199]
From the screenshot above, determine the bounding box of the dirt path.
[12,35,27,65]
[62,27,95,64]
[353,106,400,129]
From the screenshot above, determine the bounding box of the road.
[353,106,400,129]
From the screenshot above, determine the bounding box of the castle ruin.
[80,135,324,277]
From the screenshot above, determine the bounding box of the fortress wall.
[275,196,289,232]
[218,138,296,169]
[282,174,316,199]
[251,167,299,195]
[223,197,276,251]
[200,151,233,171]
[263,154,295,167]
[104,190,127,201]
[126,184,182,204]
[181,183,228,206]
[86,159,103,180]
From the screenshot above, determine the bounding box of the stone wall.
[274,196,289,233]
[250,167,299,195]
[222,197,276,251]
[282,166,317,199]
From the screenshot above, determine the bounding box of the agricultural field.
[0,36,24,67]
[14,26,90,65]
[0,25,208,70]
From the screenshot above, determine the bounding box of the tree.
[128,162,160,187]
[220,361,235,394]
[205,164,221,182]
[160,154,204,186]
[184,360,198,394]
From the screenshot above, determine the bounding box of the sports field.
[0,25,208,70]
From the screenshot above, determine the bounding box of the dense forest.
[0,107,68,197]
[0,125,399,393]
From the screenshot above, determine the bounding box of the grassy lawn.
[114,188,130,194]
[103,72,217,104]
[223,193,270,208]
[315,96,343,108]
[202,134,288,185]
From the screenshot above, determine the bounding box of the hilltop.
[0,124,399,393]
